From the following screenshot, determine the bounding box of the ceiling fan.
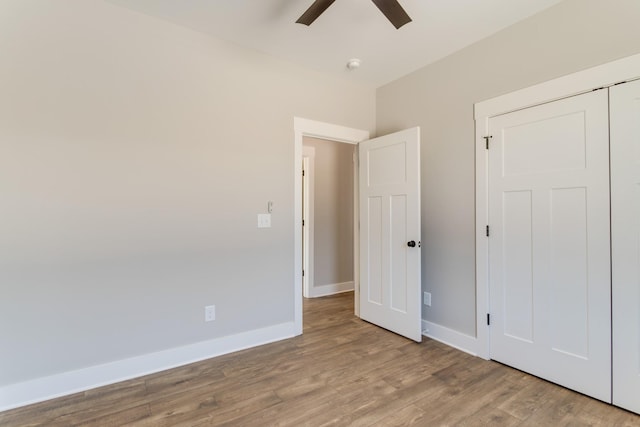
[296,0,412,29]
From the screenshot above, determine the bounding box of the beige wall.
[0,0,374,387]
[376,0,640,337]
[303,137,354,290]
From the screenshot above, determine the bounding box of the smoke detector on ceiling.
[347,58,361,70]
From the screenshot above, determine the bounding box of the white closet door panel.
[549,187,589,358]
[502,190,534,343]
[611,79,640,414]
[488,89,611,402]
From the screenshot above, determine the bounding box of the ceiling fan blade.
[296,0,336,26]
[371,0,412,29]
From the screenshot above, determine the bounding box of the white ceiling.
[106,0,565,88]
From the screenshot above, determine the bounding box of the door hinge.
[483,135,492,149]
[302,269,305,277]
[487,313,491,326]
[486,225,490,237]
[302,219,305,226]
[302,169,305,177]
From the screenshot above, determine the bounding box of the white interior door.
[359,127,421,342]
[611,79,640,414]
[488,90,611,402]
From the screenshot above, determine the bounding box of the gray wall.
[303,137,354,289]
[376,0,640,337]
[0,0,374,386]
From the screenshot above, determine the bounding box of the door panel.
[549,187,588,358]
[502,111,587,176]
[488,90,611,402]
[367,197,383,305]
[611,79,640,414]
[390,194,408,312]
[359,127,421,342]
[502,190,533,343]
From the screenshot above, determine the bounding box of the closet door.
[611,79,640,414]
[488,90,611,402]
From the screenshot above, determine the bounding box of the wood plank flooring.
[2,292,639,426]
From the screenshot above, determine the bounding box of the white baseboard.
[0,322,296,412]
[309,281,354,298]
[422,320,480,357]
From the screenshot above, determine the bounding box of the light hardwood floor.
[2,292,639,426]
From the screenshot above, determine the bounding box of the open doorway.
[295,118,423,342]
[302,137,355,299]
[293,118,370,335]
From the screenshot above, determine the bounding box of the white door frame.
[294,117,370,335]
[302,147,315,298]
[474,53,640,359]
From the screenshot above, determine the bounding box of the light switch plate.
[258,214,271,228]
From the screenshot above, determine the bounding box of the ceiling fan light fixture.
[347,58,361,70]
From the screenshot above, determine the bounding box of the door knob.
[407,240,416,247]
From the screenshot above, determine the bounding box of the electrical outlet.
[205,305,216,322]
[424,292,432,307]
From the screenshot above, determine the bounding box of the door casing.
[302,147,315,298]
